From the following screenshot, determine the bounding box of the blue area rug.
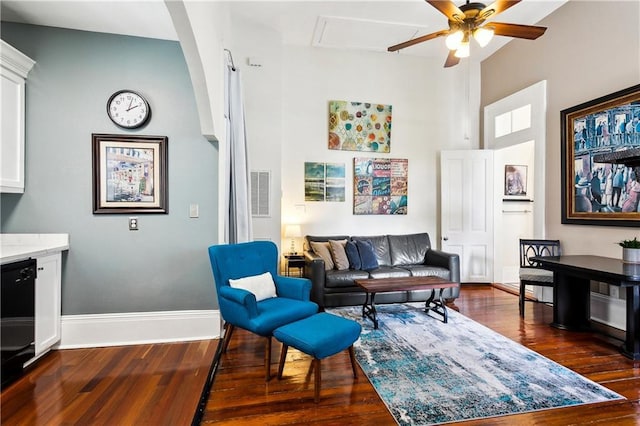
[328,303,623,425]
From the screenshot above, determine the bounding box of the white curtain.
[224,50,252,243]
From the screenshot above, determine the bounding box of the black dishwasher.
[1,258,36,389]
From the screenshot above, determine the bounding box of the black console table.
[532,255,640,360]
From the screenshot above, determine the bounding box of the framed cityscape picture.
[92,134,168,214]
[560,84,640,226]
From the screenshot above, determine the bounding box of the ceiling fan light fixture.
[473,27,494,47]
[454,40,470,58]
[445,30,464,50]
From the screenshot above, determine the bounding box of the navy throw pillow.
[356,239,379,270]
[345,241,361,270]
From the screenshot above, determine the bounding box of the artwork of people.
[504,165,527,196]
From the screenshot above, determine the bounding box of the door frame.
[484,80,547,239]
[484,80,547,293]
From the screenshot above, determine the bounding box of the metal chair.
[519,239,561,317]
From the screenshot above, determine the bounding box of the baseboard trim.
[590,293,626,332]
[58,310,221,349]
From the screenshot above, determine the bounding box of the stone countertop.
[0,234,69,265]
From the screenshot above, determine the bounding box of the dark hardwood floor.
[2,285,639,425]
[202,285,640,425]
[1,339,217,425]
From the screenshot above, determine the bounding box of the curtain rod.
[224,49,236,71]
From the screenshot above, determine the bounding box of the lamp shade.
[284,224,302,238]
[473,27,494,47]
[454,41,470,58]
[445,30,464,50]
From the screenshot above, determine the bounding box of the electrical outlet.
[129,217,139,231]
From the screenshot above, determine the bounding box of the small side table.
[284,253,305,277]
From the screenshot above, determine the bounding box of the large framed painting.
[328,100,392,153]
[92,134,168,214]
[560,84,640,226]
[353,157,407,215]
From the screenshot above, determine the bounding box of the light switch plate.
[189,203,199,218]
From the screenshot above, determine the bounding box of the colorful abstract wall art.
[353,158,407,215]
[329,100,392,153]
[304,162,346,202]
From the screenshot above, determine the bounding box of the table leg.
[551,272,591,331]
[362,292,379,329]
[424,288,448,323]
[622,285,640,360]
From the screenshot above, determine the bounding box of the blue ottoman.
[273,312,362,402]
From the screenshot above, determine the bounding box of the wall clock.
[107,90,151,129]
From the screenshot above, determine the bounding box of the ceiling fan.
[388,0,547,68]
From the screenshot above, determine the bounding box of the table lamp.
[284,224,302,254]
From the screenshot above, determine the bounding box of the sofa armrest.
[425,249,460,283]
[304,250,326,308]
[273,275,312,301]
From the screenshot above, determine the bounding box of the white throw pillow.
[229,272,277,301]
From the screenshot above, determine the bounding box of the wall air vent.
[251,170,270,217]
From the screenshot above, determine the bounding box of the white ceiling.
[0,0,567,63]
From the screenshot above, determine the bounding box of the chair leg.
[265,336,272,381]
[221,323,235,353]
[519,282,525,318]
[348,346,358,378]
[277,344,289,379]
[314,358,321,403]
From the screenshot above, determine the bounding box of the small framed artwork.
[504,165,527,197]
[92,134,168,214]
[560,84,640,226]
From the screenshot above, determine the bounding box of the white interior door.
[441,150,494,283]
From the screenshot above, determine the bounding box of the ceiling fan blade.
[388,29,450,52]
[478,0,521,21]
[427,0,465,23]
[444,50,460,68]
[489,22,547,40]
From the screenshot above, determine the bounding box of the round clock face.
[107,90,150,129]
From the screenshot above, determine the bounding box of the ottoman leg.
[277,344,289,379]
[314,358,321,403]
[348,346,358,378]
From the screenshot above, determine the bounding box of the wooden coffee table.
[354,276,458,329]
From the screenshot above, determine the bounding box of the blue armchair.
[208,241,318,380]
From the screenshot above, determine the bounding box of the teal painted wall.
[1,23,219,314]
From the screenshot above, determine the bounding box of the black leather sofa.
[304,232,460,309]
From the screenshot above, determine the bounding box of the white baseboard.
[590,293,626,331]
[58,310,222,349]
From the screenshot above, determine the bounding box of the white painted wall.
[279,47,479,245]
[228,16,284,244]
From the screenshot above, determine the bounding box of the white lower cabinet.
[34,253,61,357]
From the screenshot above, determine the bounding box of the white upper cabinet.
[1,40,35,193]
